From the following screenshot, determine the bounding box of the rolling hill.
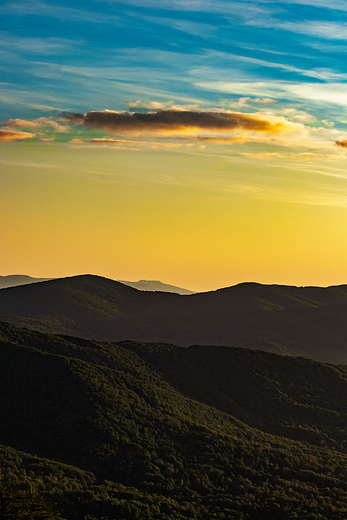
[1,274,347,364]
[1,322,347,519]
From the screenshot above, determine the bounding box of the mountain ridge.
[118,279,196,294]
[1,274,347,364]
[0,274,195,294]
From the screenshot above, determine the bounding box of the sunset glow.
[1,0,347,291]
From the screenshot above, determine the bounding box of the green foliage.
[1,322,347,519]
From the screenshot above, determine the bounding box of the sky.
[1,0,347,292]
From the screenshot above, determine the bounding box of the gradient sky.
[1,0,347,291]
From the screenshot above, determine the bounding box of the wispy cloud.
[238,152,346,160]
[222,97,275,108]
[288,83,347,105]
[0,32,78,55]
[200,50,347,81]
[196,81,347,107]
[113,0,347,43]
[84,138,189,148]
[0,1,120,24]
[4,117,70,132]
[129,12,219,39]
[105,0,270,17]
[119,0,347,16]
[274,0,347,12]
[183,136,272,144]
[276,20,347,40]
[128,100,174,110]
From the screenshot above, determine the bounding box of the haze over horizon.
[1,0,347,292]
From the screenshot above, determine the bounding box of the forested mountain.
[1,274,347,363]
[1,322,347,519]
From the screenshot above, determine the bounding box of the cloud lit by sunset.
[0,129,36,142]
[63,109,293,135]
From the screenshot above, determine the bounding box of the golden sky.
[1,138,346,292]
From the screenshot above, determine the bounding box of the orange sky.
[1,140,346,292]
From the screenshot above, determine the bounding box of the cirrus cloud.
[238,152,346,160]
[85,138,188,148]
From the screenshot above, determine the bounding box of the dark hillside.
[126,341,347,451]
[1,323,347,519]
[1,274,347,363]
[187,282,347,362]
[0,274,195,343]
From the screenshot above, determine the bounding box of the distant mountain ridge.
[0,275,53,288]
[118,279,195,294]
[0,274,347,363]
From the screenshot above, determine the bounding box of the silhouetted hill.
[0,274,53,288]
[0,274,194,294]
[1,322,347,519]
[118,279,195,294]
[1,274,347,363]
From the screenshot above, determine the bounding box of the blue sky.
[1,0,347,124]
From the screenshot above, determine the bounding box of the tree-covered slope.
[1,322,347,519]
[1,275,347,363]
[125,341,347,451]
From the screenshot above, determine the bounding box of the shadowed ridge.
[1,274,347,363]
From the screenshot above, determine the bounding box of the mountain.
[0,274,194,294]
[1,274,347,363]
[0,274,53,289]
[1,322,347,519]
[118,279,195,294]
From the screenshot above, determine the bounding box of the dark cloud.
[335,139,347,148]
[63,109,289,134]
